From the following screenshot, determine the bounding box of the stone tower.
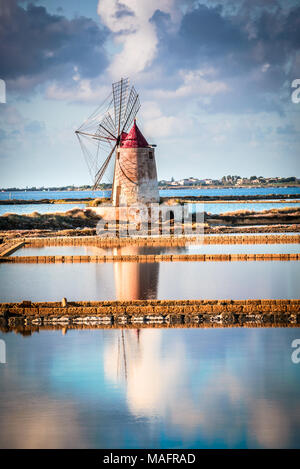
[112,120,160,207]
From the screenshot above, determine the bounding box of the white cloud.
[141,101,163,120]
[45,80,110,103]
[154,68,228,99]
[140,101,185,138]
[145,115,182,138]
[72,66,80,82]
[261,63,270,73]
[97,0,181,79]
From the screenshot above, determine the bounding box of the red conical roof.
[120,131,128,143]
[121,120,149,148]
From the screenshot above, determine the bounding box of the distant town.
[1,175,299,192]
[158,175,299,188]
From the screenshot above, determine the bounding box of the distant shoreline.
[158,184,300,190]
[1,184,300,192]
[0,194,300,206]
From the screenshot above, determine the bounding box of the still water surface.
[0,328,299,448]
[13,243,300,257]
[1,187,300,201]
[0,203,86,216]
[0,261,299,301]
[1,201,299,216]
[198,201,300,214]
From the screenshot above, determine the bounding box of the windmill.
[76,78,160,209]
[75,77,141,192]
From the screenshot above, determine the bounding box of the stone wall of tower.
[112,146,160,206]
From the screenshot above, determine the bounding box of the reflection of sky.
[0,203,86,216]
[13,243,300,257]
[1,188,299,201]
[0,328,300,449]
[0,190,110,201]
[194,202,300,215]
[0,261,299,301]
[1,201,299,216]
[162,188,300,197]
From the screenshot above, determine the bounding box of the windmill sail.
[112,77,129,134]
[75,78,140,191]
[122,86,140,133]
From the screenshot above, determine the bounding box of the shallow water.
[200,201,300,214]
[0,203,86,216]
[163,187,300,197]
[0,190,110,201]
[0,261,299,301]
[12,243,300,257]
[1,201,299,216]
[1,187,300,201]
[0,328,299,449]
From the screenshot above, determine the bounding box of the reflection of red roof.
[121,120,149,148]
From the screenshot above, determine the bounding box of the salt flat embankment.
[1,299,299,330]
[0,207,300,232]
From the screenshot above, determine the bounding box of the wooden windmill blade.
[75,77,141,190]
[112,77,130,135]
[77,93,114,133]
[92,142,118,190]
[76,111,117,142]
[97,112,117,140]
[122,86,140,134]
[75,92,117,188]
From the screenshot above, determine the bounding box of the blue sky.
[0,0,299,187]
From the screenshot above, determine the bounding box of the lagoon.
[0,327,299,448]
[1,201,299,217]
[1,187,300,201]
[0,261,299,302]
[0,203,86,216]
[12,243,300,257]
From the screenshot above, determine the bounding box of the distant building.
[178,179,194,186]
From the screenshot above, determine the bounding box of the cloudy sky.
[0,0,299,187]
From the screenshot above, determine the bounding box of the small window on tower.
[117,151,120,159]
[149,150,153,159]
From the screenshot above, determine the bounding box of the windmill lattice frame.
[75,78,140,191]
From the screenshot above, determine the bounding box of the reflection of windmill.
[76,78,159,207]
[117,330,128,382]
[113,246,160,300]
[117,329,141,382]
[75,78,140,191]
